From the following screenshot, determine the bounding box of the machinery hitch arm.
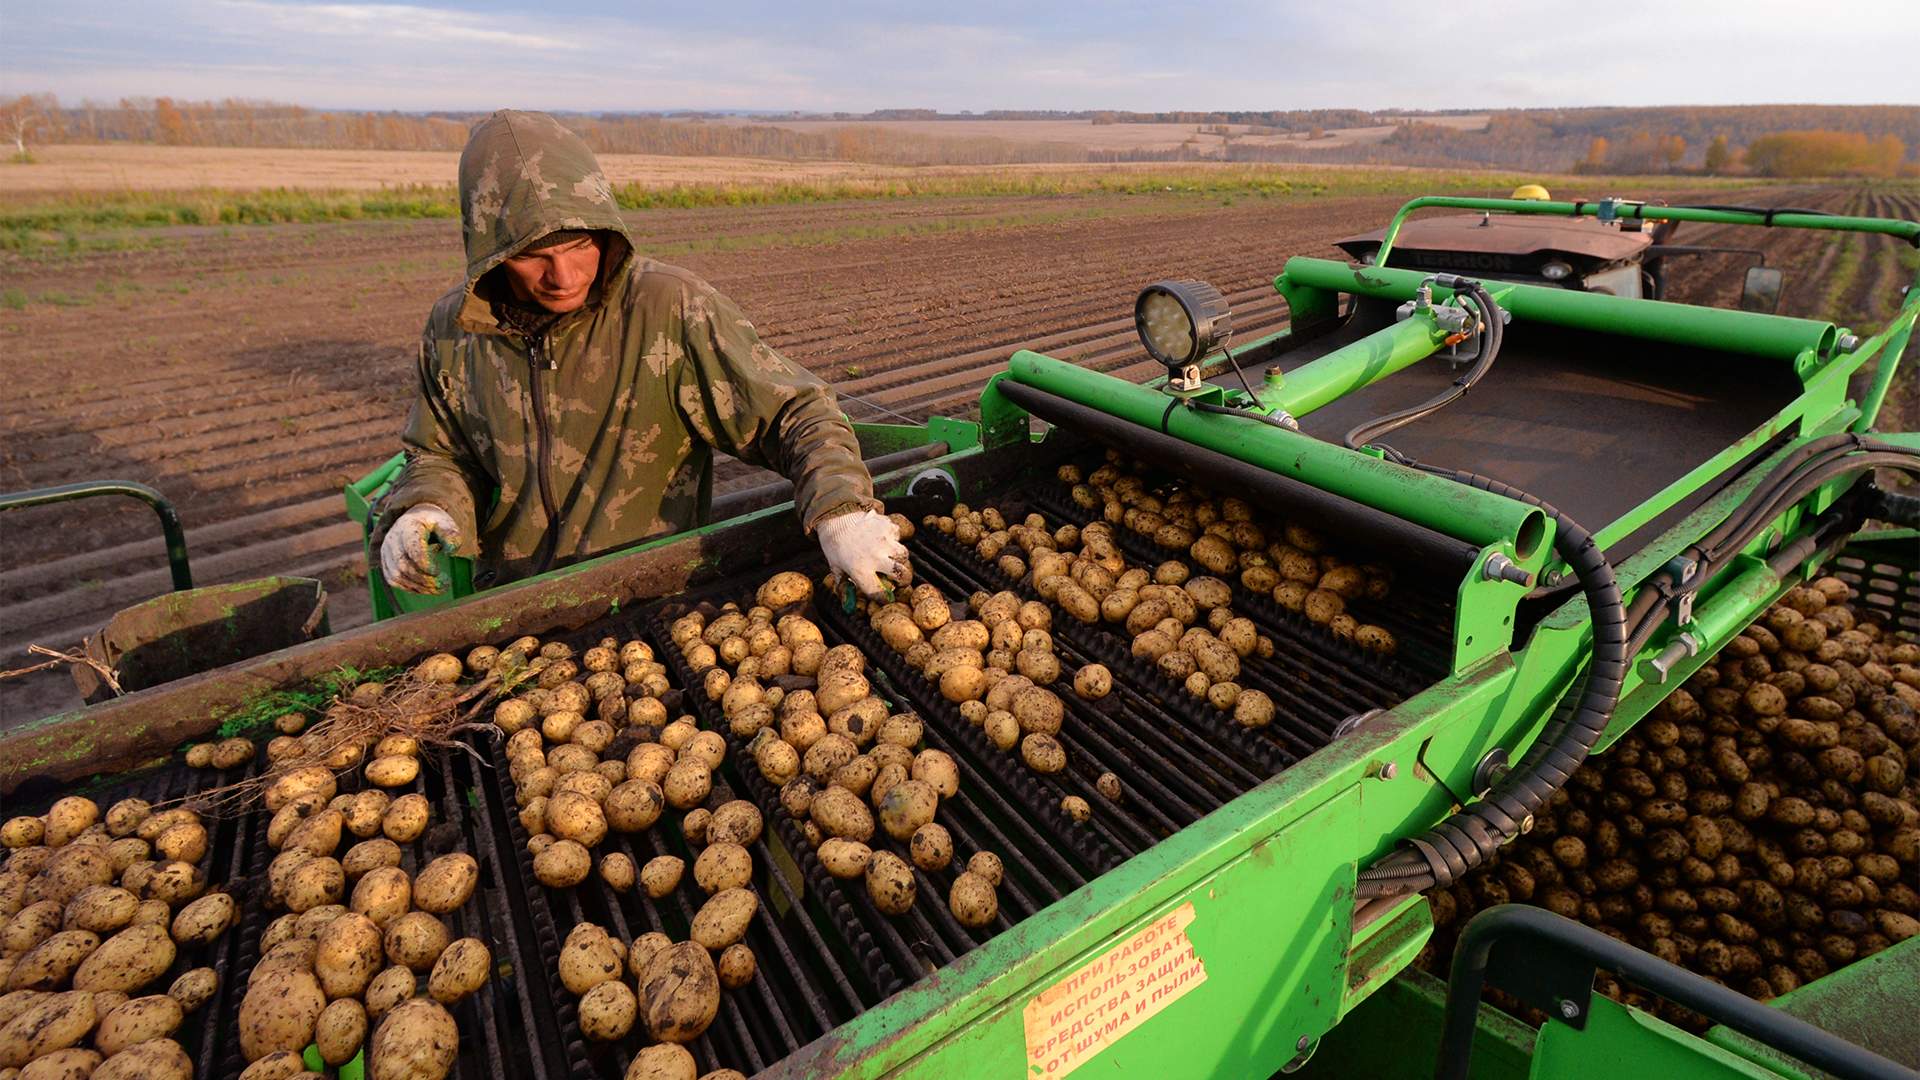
[1436,905,1919,1080]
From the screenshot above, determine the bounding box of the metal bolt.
[1378,762,1398,781]
[1837,333,1861,353]
[1558,999,1580,1020]
[1297,1036,1311,1051]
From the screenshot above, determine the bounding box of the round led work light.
[1134,280,1232,384]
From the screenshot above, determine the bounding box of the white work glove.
[380,503,461,595]
[816,509,908,598]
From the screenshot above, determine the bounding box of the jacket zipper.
[527,334,562,573]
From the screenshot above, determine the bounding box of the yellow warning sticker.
[1022,902,1207,1077]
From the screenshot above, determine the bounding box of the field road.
[0,182,1892,727]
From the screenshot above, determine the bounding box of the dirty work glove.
[380,503,461,595]
[816,509,907,598]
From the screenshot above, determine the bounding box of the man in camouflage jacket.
[375,110,905,595]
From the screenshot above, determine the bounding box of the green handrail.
[0,480,193,591]
[1371,195,1920,270]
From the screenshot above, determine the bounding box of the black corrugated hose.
[1355,473,1627,898]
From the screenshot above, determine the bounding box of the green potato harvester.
[3,195,1917,1080]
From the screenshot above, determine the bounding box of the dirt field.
[703,115,1492,154]
[1,181,1907,727]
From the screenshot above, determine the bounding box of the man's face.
[500,233,603,313]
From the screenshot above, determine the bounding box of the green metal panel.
[1297,967,1536,1080]
[1280,257,1838,363]
[1709,935,1920,1078]
[1530,994,1788,1080]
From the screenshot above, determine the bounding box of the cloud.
[2,0,1914,111]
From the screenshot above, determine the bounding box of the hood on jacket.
[456,109,634,330]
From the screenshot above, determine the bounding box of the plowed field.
[2,182,1904,725]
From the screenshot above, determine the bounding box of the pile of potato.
[927,503,1282,730]
[670,573,1007,932]
[0,795,235,1078]
[235,760,488,1077]
[551,925,749,1080]
[1059,458,1399,655]
[1424,578,1920,1028]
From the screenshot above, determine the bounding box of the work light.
[1135,279,1231,392]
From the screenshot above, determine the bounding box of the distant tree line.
[3,95,1914,177]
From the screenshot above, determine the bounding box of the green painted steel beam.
[1280,257,1837,363]
[1258,309,1450,417]
[1851,260,1920,432]
[1005,350,1551,559]
[1372,195,1920,269]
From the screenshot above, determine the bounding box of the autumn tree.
[1704,134,1732,174]
[1,94,56,161]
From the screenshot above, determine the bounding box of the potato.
[342,838,403,879]
[910,823,954,872]
[35,848,115,906]
[909,750,960,799]
[558,927,624,996]
[101,800,149,840]
[426,937,490,1005]
[1233,689,1275,729]
[716,943,757,990]
[368,998,457,1080]
[949,871,999,929]
[4,902,60,955]
[690,888,758,951]
[314,912,383,998]
[627,1043,698,1080]
[384,912,451,973]
[364,755,421,789]
[282,857,346,914]
[265,768,336,814]
[94,994,182,1056]
[0,990,93,1067]
[573,979,636,1043]
[1020,734,1067,774]
[72,923,173,993]
[20,1046,104,1079]
[661,760,713,811]
[351,867,411,929]
[7,930,99,991]
[167,967,216,1013]
[364,966,417,1022]
[400,853,473,918]
[601,780,665,834]
[810,787,875,843]
[315,997,368,1067]
[877,780,939,842]
[43,799,99,848]
[62,884,137,935]
[693,844,753,894]
[2,817,45,849]
[1061,796,1092,822]
[600,852,637,893]
[138,861,203,907]
[239,1050,307,1080]
[865,851,917,915]
[382,795,430,843]
[814,838,871,880]
[1012,687,1064,736]
[627,931,673,979]
[639,941,720,1044]
[91,1038,191,1080]
[707,801,764,848]
[237,960,325,1062]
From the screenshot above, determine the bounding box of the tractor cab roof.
[1336,213,1653,267]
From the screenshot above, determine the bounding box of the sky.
[3,0,1916,113]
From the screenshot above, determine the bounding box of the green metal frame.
[0,480,193,592]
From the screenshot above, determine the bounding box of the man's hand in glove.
[380,503,461,594]
[816,508,907,598]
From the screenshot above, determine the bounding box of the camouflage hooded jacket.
[375,110,877,585]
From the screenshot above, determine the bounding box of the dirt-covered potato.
[1061,795,1092,823]
[169,891,235,946]
[877,779,939,842]
[693,844,753,894]
[598,852,637,894]
[865,851,917,915]
[1232,689,1275,729]
[706,801,763,848]
[579,979,637,1042]
[2,816,45,849]
[690,888,758,951]
[103,799,150,839]
[315,997,368,1067]
[237,955,325,1062]
[167,967,217,1013]
[43,798,99,848]
[281,857,345,914]
[1072,663,1112,700]
[382,794,430,843]
[628,1043,698,1080]
[363,755,420,789]
[756,570,814,610]
[7,929,99,991]
[238,1048,306,1080]
[350,866,411,929]
[0,990,93,1067]
[363,965,416,1023]
[624,931,672,980]
[94,993,183,1056]
[639,941,720,1044]
[19,1046,105,1079]
[559,925,624,995]
[342,838,403,880]
[426,937,491,1005]
[909,823,954,872]
[265,767,336,815]
[71,922,173,993]
[91,1038,192,1080]
[909,749,960,799]
[716,943,757,990]
[533,839,591,888]
[62,884,137,934]
[661,759,714,811]
[368,998,457,1080]
[806,787,876,845]
[949,871,999,929]
[809,837,871,881]
[314,912,383,999]
[635,855,685,900]
[384,911,451,973]
[1353,624,1398,655]
[967,851,1004,887]
[1020,734,1067,774]
[409,854,477,917]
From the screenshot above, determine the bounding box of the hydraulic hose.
[1356,471,1626,898]
[1344,277,1504,455]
